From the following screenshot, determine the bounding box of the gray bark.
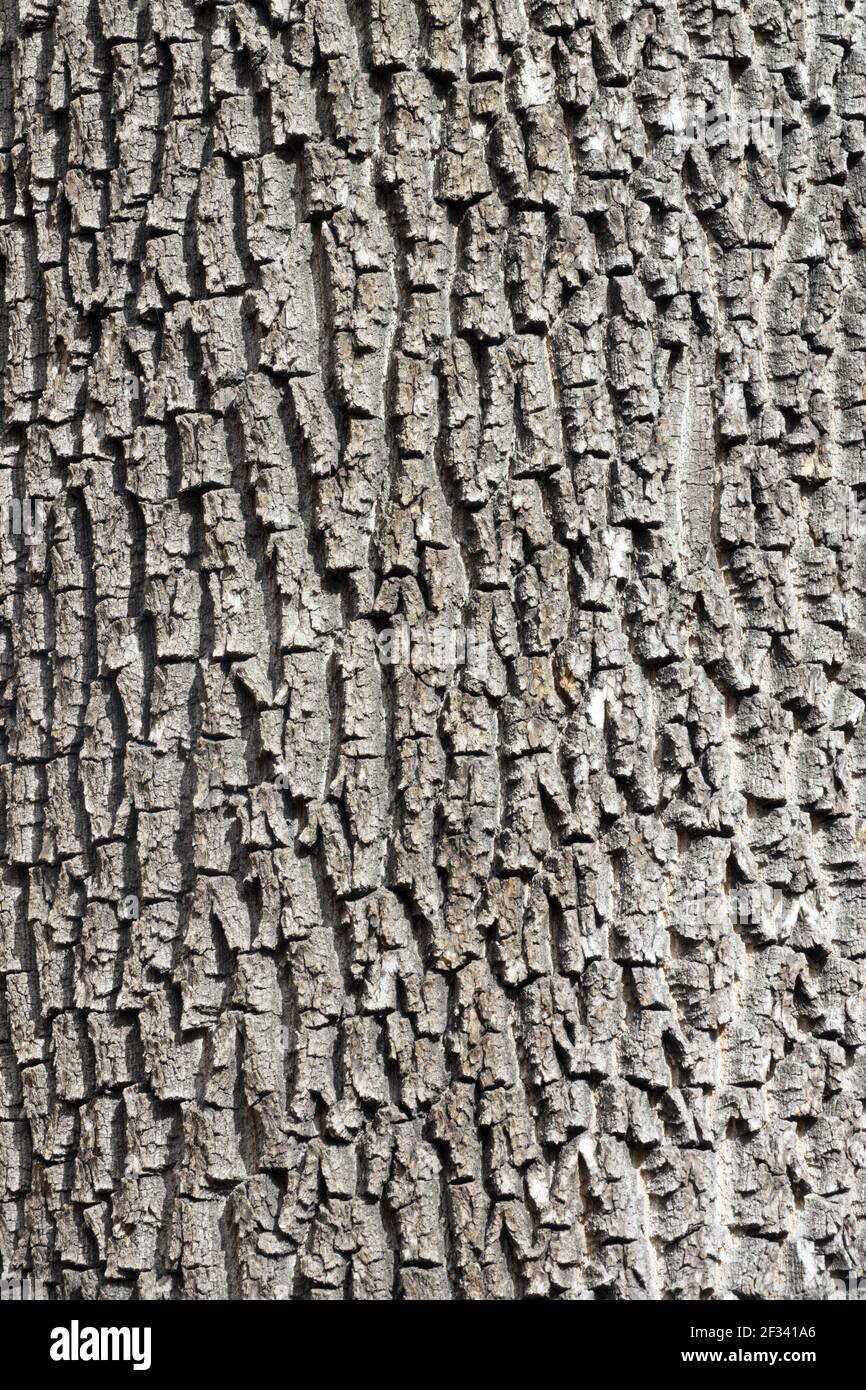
[1,0,866,1301]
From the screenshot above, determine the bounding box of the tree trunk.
[1,0,865,1301]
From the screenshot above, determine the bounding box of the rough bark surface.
[1,0,866,1302]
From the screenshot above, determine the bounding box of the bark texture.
[2,0,866,1302]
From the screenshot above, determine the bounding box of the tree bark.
[1,0,865,1300]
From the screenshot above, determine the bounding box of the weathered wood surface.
[1,0,866,1300]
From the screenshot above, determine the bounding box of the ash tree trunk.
[1,0,865,1301]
